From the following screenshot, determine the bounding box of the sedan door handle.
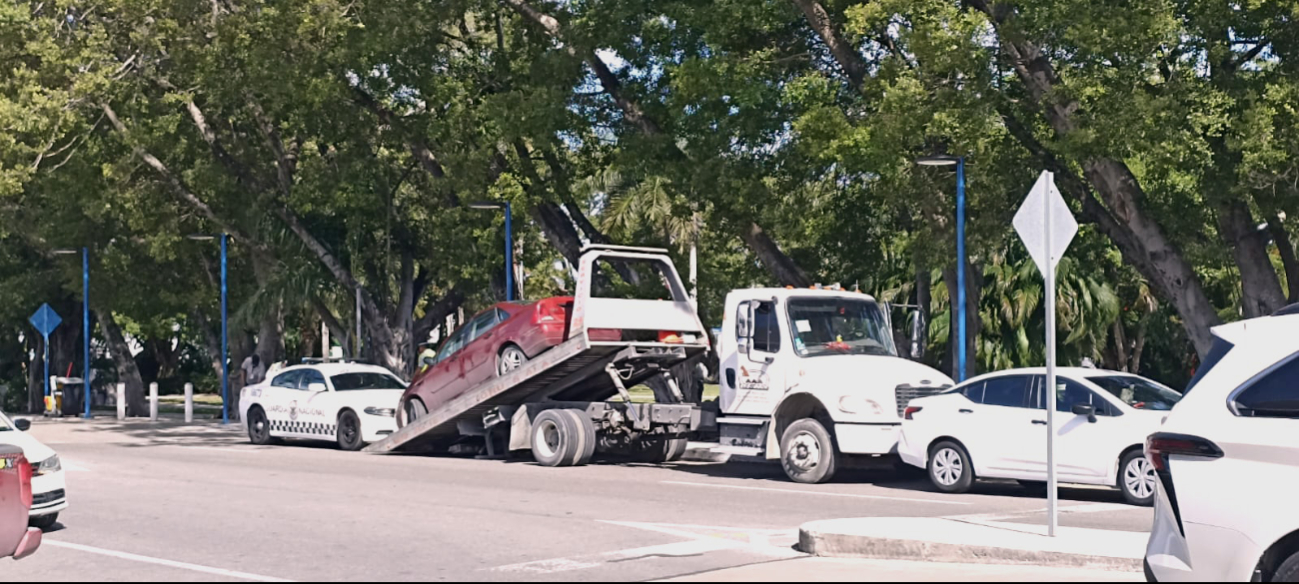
[1032,420,1048,425]
[958,409,974,414]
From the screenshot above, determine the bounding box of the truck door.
[723,300,786,416]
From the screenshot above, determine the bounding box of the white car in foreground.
[0,412,67,530]
[240,361,407,451]
[899,368,1182,506]
[1145,306,1299,582]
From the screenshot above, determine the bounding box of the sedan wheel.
[498,346,528,377]
[1120,451,1157,506]
[928,441,974,494]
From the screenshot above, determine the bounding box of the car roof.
[277,363,398,376]
[960,367,1147,384]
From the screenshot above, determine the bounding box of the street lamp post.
[53,248,92,419]
[189,234,230,424]
[470,202,515,302]
[916,155,968,382]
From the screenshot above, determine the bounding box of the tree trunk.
[912,266,932,361]
[1217,201,1287,318]
[27,337,44,414]
[741,223,812,287]
[98,312,148,417]
[1112,320,1130,373]
[962,0,1222,357]
[1268,217,1299,304]
[1131,318,1149,375]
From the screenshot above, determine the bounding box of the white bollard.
[149,382,159,422]
[116,383,126,420]
[184,383,194,424]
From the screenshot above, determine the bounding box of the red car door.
[419,327,469,409]
[458,308,505,396]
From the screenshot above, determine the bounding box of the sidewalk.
[660,557,1143,582]
[798,517,1146,572]
[24,415,245,446]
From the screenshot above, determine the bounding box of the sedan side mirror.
[14,419,31,432]
[308,383,328,393]
[1071,404,1098,423]
[423,356,437,367]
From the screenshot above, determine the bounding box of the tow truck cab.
[716,287,953,483]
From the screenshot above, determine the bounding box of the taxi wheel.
[247,407,278,446]
[337,410,364,451]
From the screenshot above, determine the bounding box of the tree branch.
[789,0,867,88]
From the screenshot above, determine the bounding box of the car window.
[271,371,301,389]
[468,310,501,342]
[982,376,1030,408]
[1233,354,1299,418]
[1053,378,1112,415]
[961,381,986,404]
[439,327,468,362]
[752,301,781,353]
[1088,375,1181,411]
[331,372,407,391]
[298,369,327,391]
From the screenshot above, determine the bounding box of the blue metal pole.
[221,234,229,425]
[504,202,515,302]
[43,335,50,409]
[83,248,91,419]
[956,157,968,383]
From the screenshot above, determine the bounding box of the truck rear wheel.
[781,419,838,484]
[530,409,592,467]
[629,437,688,463]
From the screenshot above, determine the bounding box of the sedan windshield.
[1088,375,1182,411]
[787,298,897,358]
[330,373,407,391]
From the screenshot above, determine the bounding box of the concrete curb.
[798,518,1144,572]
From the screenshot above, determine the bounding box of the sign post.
[1013,171,1079,537]
[29,303,63,415]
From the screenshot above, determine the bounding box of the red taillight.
[903,406,923,420]
[1146,433,1223,472]
[17,455,32,509]
[533,300,569,324]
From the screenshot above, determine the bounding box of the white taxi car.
[240,361,407,451]
[0,411,68,529]
[899,367,1182,506]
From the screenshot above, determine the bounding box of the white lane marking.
[488,520,803,575]
[660,480,972,505]
[169,445,263,454]
[43,540,295,582]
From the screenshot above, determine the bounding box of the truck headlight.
[36,454,61,476]
[838,396,883,416]
[364,407,396,417]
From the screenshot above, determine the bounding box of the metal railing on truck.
[363,245,710,454]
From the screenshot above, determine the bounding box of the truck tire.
[561,409,596,466]
[531,409,583,467]
[1275,551,1299,582]
[780,419,838,484]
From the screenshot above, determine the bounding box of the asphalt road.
[3,419,1150,582]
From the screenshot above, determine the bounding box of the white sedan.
[0,412,67,530]
[240,362,407,451]
[1145,306,1299,582]
[899,367,1182,506]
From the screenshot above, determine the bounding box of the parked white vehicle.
[1144,305,1299,582]
[240,361,407,451]
[898,367,1182,506]
[0,412,67,530]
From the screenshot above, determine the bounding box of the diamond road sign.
[29,303,62,338]
[1014,171,1079,275]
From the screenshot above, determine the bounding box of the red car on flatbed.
[1,444,41,560]
[399,296,620,427]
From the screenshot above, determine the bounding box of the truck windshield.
[787,298,897,358]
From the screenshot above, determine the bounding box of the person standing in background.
[241,354,266,386]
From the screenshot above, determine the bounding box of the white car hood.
[0,429,57,464]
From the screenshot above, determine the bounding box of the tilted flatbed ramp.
[364,245,710,455]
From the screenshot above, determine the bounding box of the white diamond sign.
[1014,171,1078,275]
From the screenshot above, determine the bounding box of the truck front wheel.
[781,419,838,484]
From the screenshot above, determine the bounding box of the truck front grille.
[894,385,948,417]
